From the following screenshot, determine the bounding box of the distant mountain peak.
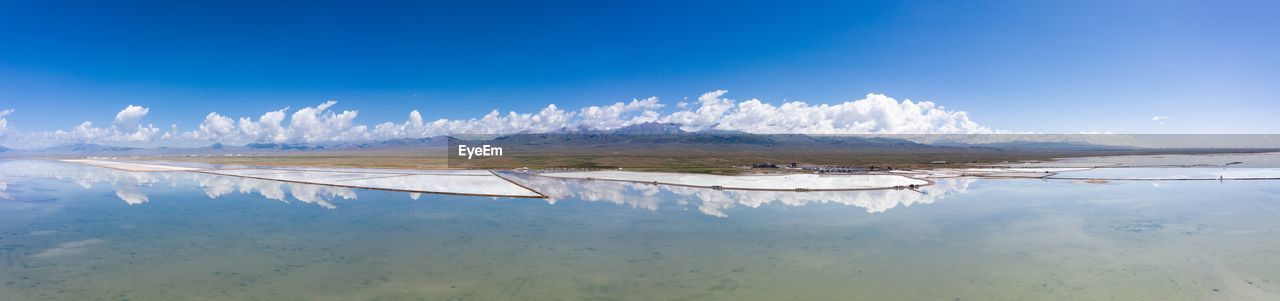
[610,122,686,135]
[246,143,321,150]
[48,143,139,152]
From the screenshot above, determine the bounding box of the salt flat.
[1020,152,1280,168]
[232,167,495,176]
[905,167,1095,179]
[59,159,204,172]
[538,170,929,191]
[1049,167,1280,180]
[58,160,544,198]
[198,168,544,198]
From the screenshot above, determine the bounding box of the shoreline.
[41,152,1280,200]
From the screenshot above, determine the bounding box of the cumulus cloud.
[661,90,735,131]
[371,91,989,138]
[236,108,289,142]
[107,105,162,141]
[371,97,663,138]
[288,101,368,142]
[182,101,367,144]
[1,90,999,148]
[0,109,12,136]
[665,92,992,134]
[113,105,148,129]
[2,105,162,147]
[577,97,664,129]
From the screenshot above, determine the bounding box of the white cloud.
[576,97,664,129]
[371,105,575,139]
[0,109,12,133]
[371,97,663,139]
[1,90,999,148]
[192,112,237,141]
[236,108,289,143]
[109,105,161,141]
[663,91,992,134]
[181,101,367,144]
[661,90,735,131]
[2,105,161,147]
[113,105,148,129]
[287,100,368,142]
[1151,115,1171,125]
[369,90,991,139]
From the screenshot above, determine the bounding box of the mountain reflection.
[0,160,356,208]
[511,173,976,217]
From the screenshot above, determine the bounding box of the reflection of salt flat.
[207,166,495,176]
[1020,152,1280,168]
[670,178,975,216]
[59,159,203,172]
[199,169,544,198]
[902,167,1093,179]
[54,160,544,198]
[4,160,485,208]
[514,173,974,217]
[244,167,495,176]
[1050,168,1280,180]
[539,170,928,191]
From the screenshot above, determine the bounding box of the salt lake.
[1,156,1278,300]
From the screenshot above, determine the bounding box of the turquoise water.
[2,160,1279,300]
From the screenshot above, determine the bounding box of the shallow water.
[539,170,927,190]
[1016,152,1280,168]
[2,160,1279,300]
[1052,167,1280,180]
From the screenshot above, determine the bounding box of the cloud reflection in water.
[1,160,976,215]
[0,178,10,200]
[0,160,356,209]
[511,173,976,217]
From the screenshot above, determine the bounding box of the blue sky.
[1,0,1278,147]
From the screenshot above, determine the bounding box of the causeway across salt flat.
[538,170,930,191]
[58,159,545,198]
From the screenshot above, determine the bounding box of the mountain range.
[0,122,1144,157]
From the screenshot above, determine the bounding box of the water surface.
[1,160,1278,300]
